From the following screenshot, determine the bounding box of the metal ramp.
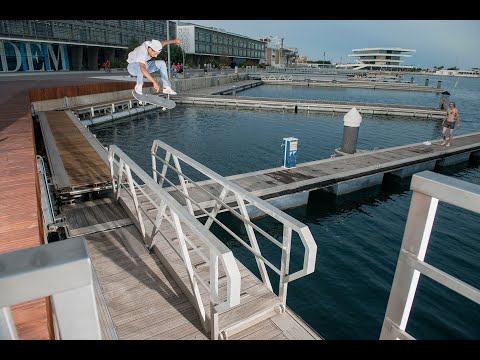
[108,142,319,339]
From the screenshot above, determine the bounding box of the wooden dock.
[37,110,111,202]
[163,132,480,214]
[259,79,444,93]
[62,80,445,123]
[60,195,321,340]
[174,80,445,119]
[227,132,480,199]
[0,74,136,339]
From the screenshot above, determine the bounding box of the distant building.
[177,22,266,68]
[296,55,308,64]
[0,20,175,72]
[337,47,416,71]
[260,36,297,67]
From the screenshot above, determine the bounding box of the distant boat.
[434,69,480,78]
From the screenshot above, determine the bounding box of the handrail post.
[0,307,18,340]
[279,225,292,309]
[380,191,438,339]
[210,250,219,339]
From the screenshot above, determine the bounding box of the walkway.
[0,72,135,339]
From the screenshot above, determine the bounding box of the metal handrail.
[380,170,480,340]
[151,139,317,307]
[0,237,101,340]
[108,145,241,339]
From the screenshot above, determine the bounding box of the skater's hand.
[153,81,160,93]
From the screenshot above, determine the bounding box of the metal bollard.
[340,107,362,154]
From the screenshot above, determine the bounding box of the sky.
[182,20,480,70]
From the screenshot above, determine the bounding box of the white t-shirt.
[127,41,162,64]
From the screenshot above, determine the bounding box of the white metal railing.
[380,170,480,340]
[0,237,101,340]
[151,139,317,309]
[108,145,241,339]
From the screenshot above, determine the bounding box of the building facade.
[338,47,416,71]
[260,36,297,68]
[177,22,266,68]
[0,20,176,72]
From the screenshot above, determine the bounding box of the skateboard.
[132,90,176,111]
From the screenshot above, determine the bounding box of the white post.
[51,284,101,340]
[167,20,171,79]
[0,307,18,340]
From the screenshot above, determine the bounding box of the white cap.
[343,107,362,127]
[147,39,162,52]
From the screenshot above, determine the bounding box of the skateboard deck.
[132,90,176,110]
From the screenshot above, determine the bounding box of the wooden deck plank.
[270,308,322,340]
[114,225,150,259]
[68,218,133,237]
[80,219,206,341]
[41,110,111,190]
[233,320,283,340]
[117,307,200,340]
[228,318,277,340]
[37,111,70,189]
[91,264,119,340]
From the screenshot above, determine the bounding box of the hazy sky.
[183,20,480,69]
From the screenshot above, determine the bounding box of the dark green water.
[92,75,480,339]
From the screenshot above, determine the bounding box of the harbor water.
[91,75,480,339]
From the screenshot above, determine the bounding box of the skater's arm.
[161,39,182,46]
[139,63,160,92]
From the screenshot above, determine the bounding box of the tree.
[127,38,140,53]
[219,55,230,68]
[158,44,184,65]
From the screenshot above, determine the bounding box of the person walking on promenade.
[441,101,460,147]
[127,39,182,96]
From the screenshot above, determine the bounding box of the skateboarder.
[127,39,182,96]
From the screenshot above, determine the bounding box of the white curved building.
[338,47,416,71]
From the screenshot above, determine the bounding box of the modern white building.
[337,47,416,71]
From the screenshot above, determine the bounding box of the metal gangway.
[108,140,318,339]
[380,170,480,339]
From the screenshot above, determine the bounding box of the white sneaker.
[163,86,177,95]
[134,84,143,95]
